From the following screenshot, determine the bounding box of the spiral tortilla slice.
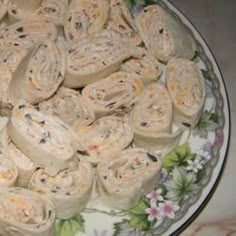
[64,0,109,42]
[0,18,57,50]
[8,142,37,187]
[10,0,42,13]
[0,0,8,22]
[29,161,93,219]
[96,148,161,209]
[65,30,144,88]
[0,116,9,155]
[8,0,41,23]
[82,72,144,117]
[0,49,27,116]
[0,21,6,31]
[75,116,133,165]
[0,48,27,73]
[0,187,55,236]
[106,0,141,45]
[0,69,13,116]
[9,39,65,105]
[166,58,205,127]
[38,0,69,27]
[39,87,95,127]
[8,102,83,176]
[0,118,18,187]
[135,5,196,62]
[131,82,182,150]
[121,52,162,85]
[0,157,18,187]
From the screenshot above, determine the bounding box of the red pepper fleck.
[88,145,98,150]
[88,96,95,101]
[134,157,141,165]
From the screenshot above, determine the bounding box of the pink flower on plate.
[146,189,164,204]
[145,203,162,222]
[159,201,180,219]
[214,129,224,149]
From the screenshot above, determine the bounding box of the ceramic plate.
[0,0,230,235]
[54,0,229,235]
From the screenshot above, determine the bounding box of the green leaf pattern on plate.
[201,69,212,81]
[164,167,195,202]
[191,50,201,63]
[56,215,85,236]
[162,143,196,173]
[194,110,219,138]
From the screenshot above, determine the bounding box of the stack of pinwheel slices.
[0,1,206,234]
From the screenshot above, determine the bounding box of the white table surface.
[169,0,236,235]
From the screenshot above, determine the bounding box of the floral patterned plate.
[56,0,230,235]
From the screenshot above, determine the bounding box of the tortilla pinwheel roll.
[166,58,205,127]
[8,102,82,176]
[75,116,133,165]
[8,142,37,187]
[0,116,9,155]
[0,18,57,50]
[121,52,162,85]
[135,5,196,63]
[0,69,14,116]
[0,48,28,116]
[8,0,41,23]
[64,0,109,42]
[0,0,8,22]
[11,0,41,12]
[0,118,18,187]
[0,21,6,31]
[96,148,161,209]
[106,0,141,45]
[64,30,144,88]
[0,48,27,73]
[82,72,144,117]
[0,187,55,236]
[131,82,182,150]
[38,0,69,27]
[9,39,65,105]
[0,157,18,187]
[39,87,95,127]
[0,118,18,188]
[29,161,93,219]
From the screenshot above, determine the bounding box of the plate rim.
[160,0,231,235]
